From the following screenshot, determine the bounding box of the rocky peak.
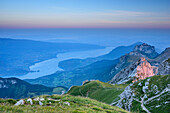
[134,43,155,53]
[132,57,156,82]
[133,43,158,58]
[110,57,158,84]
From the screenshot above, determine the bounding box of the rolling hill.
[0,77,67,99]
[67,80,129,104]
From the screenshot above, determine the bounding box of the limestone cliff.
[110,57,157,84]
[132,57,157,82]
[133,43,158,58]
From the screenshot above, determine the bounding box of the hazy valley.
[0,37,169,113]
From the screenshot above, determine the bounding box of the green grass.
[167,58,170,63]
[67,80,128,104]
[0,94,128,113]
[131,75,170,100]
[130,75,170,113]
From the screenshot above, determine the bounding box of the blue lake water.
[18,47,114,79]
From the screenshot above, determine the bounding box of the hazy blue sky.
[0,0,170,28]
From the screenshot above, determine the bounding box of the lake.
[18,47,114,79]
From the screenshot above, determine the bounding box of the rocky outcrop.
[109,43,159,84]
[0,78,17,88]
[109,43,169,84]
[110,57,141,84]
[133,43,159,58]
[133,57,157,82]
[114,85,134,111]
[157,58,170,75]
[15,99,25,106]
[110,57,157,84]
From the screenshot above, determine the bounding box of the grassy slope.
[114,75,170,113]
[68,80,128,104]
[0,94,128,113]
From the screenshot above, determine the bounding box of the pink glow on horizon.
[0,23,170,29]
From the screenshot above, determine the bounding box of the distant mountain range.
[25,42,144,87]
[0,77,68,99]
[1,40,169,113]
[25,43,169,88]
[58,42,142,71]
[0,38,104,76]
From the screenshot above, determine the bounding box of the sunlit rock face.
[109,44,168,84]
[110,57,158,84]
[133,57,156,82]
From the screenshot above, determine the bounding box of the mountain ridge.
[0,38,104,76]
[109,43,169,84]
[58,42,143,71]
[0,77,68,99]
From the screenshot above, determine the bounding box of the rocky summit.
[109,43,170,84]
[110,57,157,84]
[133,43,159,58]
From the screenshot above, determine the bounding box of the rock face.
[109,43,159,84]
[109,44,170,84]
[133,43,159,58]
[157,58,170,75]
[115,85,133,111]
[133,57,156,82]
[110,57,157,84]
[110,57,141,84]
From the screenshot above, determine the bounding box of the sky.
[0,0,170,29]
